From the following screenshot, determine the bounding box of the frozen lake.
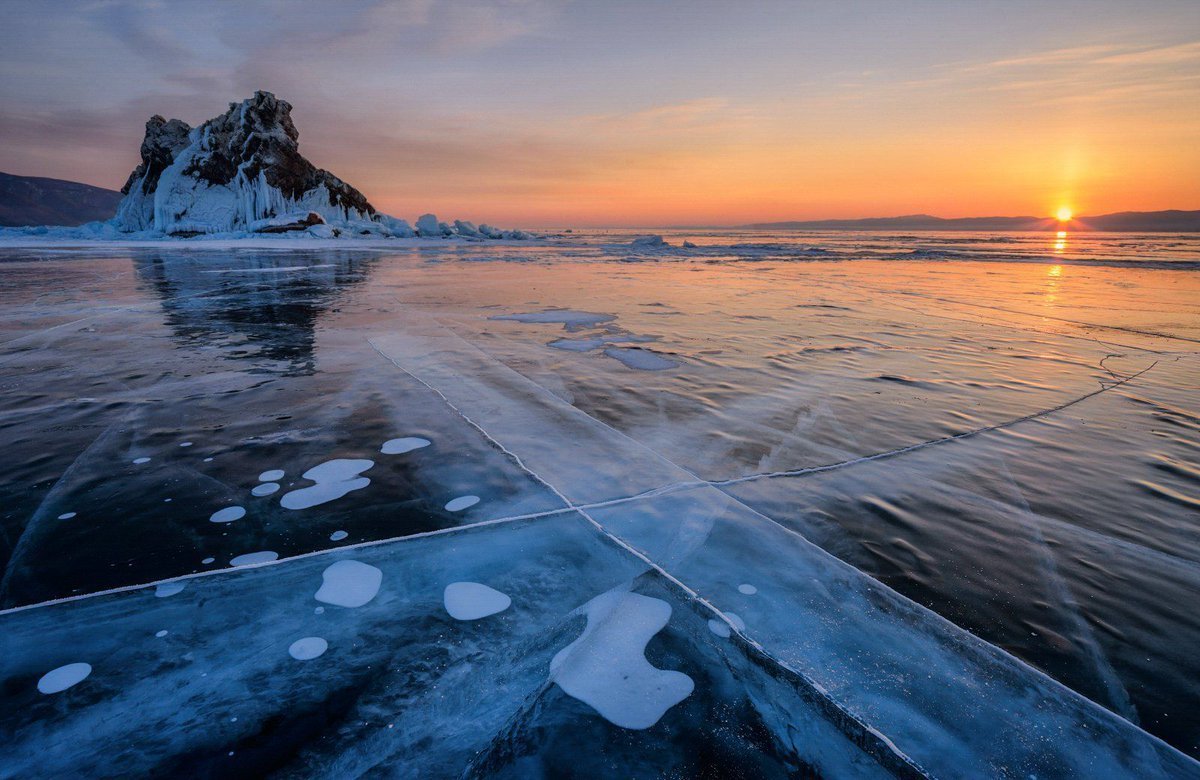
[0,230,1198,777]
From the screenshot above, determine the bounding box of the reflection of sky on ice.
[1,234,1199,776]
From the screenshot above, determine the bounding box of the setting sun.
[1056,207,1074,222]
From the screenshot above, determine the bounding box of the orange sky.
[2,2,1198,227]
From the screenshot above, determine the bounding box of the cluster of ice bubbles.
[37,431,760,730]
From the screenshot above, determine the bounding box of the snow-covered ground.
[0,233,1198,777]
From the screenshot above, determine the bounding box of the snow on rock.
[443,582,511,620]
[314,560,382,608]
[288,637,328,660]
[37,663,92,694]
[280,458,373,510]
[549,589,694,730]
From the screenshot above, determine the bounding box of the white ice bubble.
[155,582,186,598]
[491,310,616,331]
[132,457,151,465]
[201,557,215,565]
[57,512,76,520]
[444,495,480,512]
[288,637,328,660]
[550,590,694,730]
[315,560,382,608]
[258,469,285,482]
[280,459,373,510]
[603,347,679,371]
[251,483,280,497]
[230,551,278,566]
[738,584,758,595]
[329,530,348,541]
[208,506,246,524]
[381,437,431,455]
[37,663,92,694]
[444,582,511,620]
[155,630,168,638]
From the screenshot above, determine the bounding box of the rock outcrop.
[115,92,378,235]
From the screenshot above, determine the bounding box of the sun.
[1056,207,1073,222]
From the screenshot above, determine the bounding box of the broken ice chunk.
[37,663,92,694]
[550,590,694,730]
[280,459,373,510]
[314,560,382,608]
[381,437,431,455]
[443,582,511,620]
[288,637,328,660]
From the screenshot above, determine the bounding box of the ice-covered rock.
[248,211,325,234]
[114,91,377,235]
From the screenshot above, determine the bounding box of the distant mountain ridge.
[0,172,122,227]
[740,210,1200,232]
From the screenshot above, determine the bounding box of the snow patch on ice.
[155,630,168,638]
[707,619,731,638]
[230,551,278,566]
[443,582,511,620]
[258,469,285,482]
[491,309,616,331]
[314,560,382,608]
[208,506,246,524]
[251,483,280,497]
[329,530,348,541]
[201,557,215,565]
[38,663,92,694]
[738,583,758,595]
[288,637,328,660]
[280,459,373,510]
[132,457,151,465]
[57,512,76,520]
[381,437,431,454]
[444,495,480,512]
[550,590,694,730]
[604,347,680,371]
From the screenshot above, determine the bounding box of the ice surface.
[37,663,91,694]
[314,560,382,608]
[280,459,374,510]
[381,437,431,454]
[1,234,1198,777]
[549,589,695,729]
[443,581,511,620]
